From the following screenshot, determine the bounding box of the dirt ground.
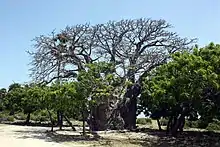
[0,124,156,147]
[1,124,220,147]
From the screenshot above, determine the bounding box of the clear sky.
[0,0,219,88]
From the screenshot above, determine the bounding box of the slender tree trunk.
[82,111,86,136]
[63,114,76,131]
[25,112,31,125]
[59,111,63,130]
[57,111,60,126]
[166,116,173,134]
[47,109,54,132]
[157,119,162,131]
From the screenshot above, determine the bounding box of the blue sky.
[0,0,219,88]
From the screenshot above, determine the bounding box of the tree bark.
[47,109,54,132]
[25,112,31,125]
[121,83,141,130]
[171,114,184,137]
[57,111,60,126]
[82,111,86,136]
[157,119,162,131]
[57,111,63,130]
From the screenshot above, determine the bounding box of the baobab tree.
[28,18,196,130]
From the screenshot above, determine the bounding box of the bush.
[206,123,220,131]
[31,114,48,122]
[39,116,48,122]
[31,110,50,122]
[160,118,168,126]
[7,116,14,122]
[39,110,48,117]
[14,112,26,120]
[136,118,152,125]
[185,120,199,128]
[0,113,6,119]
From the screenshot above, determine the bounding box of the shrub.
[185,120,199,128]
[0,113,6,119]
[7,116,14,122]
[39,116,48,122]
[160,118,168,126]
[39,110,48,117]
[206,123,220,131]
[136,118,152,125]
[14,112,26,120]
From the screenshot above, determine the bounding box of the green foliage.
[7,116,14,122]
[0,113,6,119]
[136,118,152,125]
[206,123,220,131]
[14,112,26,120]
[140,43,220,127]
[77,62,124,104]
[185,120,199,129]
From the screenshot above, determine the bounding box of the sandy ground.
[1,123,218,147]
[0,124,67,147]
[0,124,156,147]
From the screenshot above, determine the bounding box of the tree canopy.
[140,43,220,135]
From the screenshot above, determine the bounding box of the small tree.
[21,85,43,124]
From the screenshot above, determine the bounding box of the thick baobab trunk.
[88,99,124,131]
[88,103,109,131]
[121,83,141,130]
[121,98,137,130]
[25,112,31,125]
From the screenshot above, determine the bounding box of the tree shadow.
[136,128,220,147]
[15,129,102,143]
[10,125,220,146]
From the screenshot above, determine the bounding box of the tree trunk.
[63,114,76,131]
[82,111,86,136]
[157,119,162,131]
[47,109,54,132]
[25,112,31,125]
[121,83,141,130]
[57,111,60,126]
[171,114,185,137]
[57,111,63,130]
[166,117,171,134]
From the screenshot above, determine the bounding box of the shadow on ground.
[15,129,101,143]
[13,126,220,147]
[135,128,220,147]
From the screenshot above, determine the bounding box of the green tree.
[4,83,23,115]
[21,85,43,124]
[140,43,220,136]
[0,88,7,111]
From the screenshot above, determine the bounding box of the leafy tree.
[28,18,195,130]
[140,43,220,136]
[0,88,7,111]
[21,85,43,124]
[4,83,23,115]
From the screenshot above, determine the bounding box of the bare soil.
[1,124,220,147]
